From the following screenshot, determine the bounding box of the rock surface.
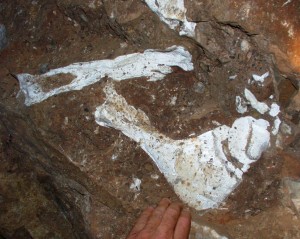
[0,24,7,50]
[0,0,299,238]
[283,178,300,216]
[185,0,300,74]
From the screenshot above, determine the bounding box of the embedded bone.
[144,0,196,37]
[94,83,270,210]
[17,46,193,106]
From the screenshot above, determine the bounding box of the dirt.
[0,0,299,239]
[39,73,76,92]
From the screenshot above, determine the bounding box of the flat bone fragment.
[17,46,193,106]
[228,117,270,172]
[94,83,270,210]
[244,88,270,114]
[272,117,281,135]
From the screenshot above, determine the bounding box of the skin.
[126,198,191,239]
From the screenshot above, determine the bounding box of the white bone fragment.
[252,72,269,83]
[151,174,159,180]
[241,39,250,52]
[269,103,280,117]
[282,0,292,7]
[144,0,196,37]
[94,83,271,210]
[235,96,248,114]
[229,75,237,80]
[244,88,270,114]
[272,117,281,135]
[17,46,193,106]
[130,177,142,192]
[228,117,270,172]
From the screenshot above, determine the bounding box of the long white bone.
[17,46,193,106]
[95,83,270,210]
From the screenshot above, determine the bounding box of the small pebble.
[145,163,153,171]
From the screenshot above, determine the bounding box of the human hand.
[126,198,191,239]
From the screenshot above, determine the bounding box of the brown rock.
[0,0,300,238]
[186,0,300,75]
[283,178,300,217]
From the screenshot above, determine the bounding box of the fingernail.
[161,198,171,203]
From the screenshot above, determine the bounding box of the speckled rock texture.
[0,0,299,238]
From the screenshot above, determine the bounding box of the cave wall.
[0,0,299,238]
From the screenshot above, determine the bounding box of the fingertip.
[156,198,172,210]
[160,197,171,204]
[167,202,183,215]
[151,198,171,209]
[145,206,155,214]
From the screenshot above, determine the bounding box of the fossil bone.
[17,46,193,106]
[95,83,270,210]
[144,0,196,37]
